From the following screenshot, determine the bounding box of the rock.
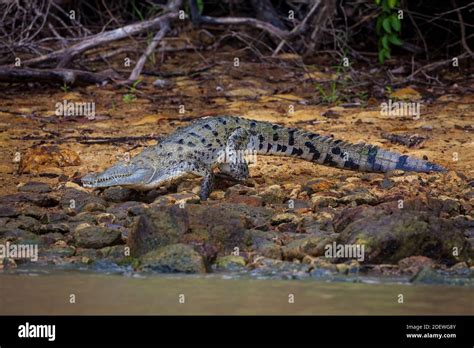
[98,245,128,262]
[2,229,42,245]
[73,225,122,249]
[311,195,338,209]
[380,177,394,190]
[40,211,69,224]
[81,202,107,213]
[11,215,40,232]
[0,205,20,217]
[209,191,225,200]
[19,145,81,174]
[106,201,147,221]
[450,261,469,272]
[215,255,246,271]
[410,267,445,284]
[288,199,311,211]
[18,182,52,193]
[260,185,286,204]
[337,192,378,205]
[75,248,99,260]
[372,264,400,276]
[227,194,263,207]
[95,213,116,225]
[427,195,462,216]
[102,187,134,202]
[128,205,188,256]
[0,193,58,208]
[225,184,257,197]
[36,223,70,234]
[39,245,75,258]
[129,203,267,257]
[334,201,472,264]
[304,256,337,271]
[249,229,282,259]
[60,188,107,213]
[302,179,336,195]
[282,235,337,260]
[249,257,310,279]
[40,232,65,245]
[398,256,435,275]
[139,244,206,273]
[152,192,200,206]
[271,213,298,225]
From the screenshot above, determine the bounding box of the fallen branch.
[20,10,180,68]
[406,52,470,81]
[199,15,291,40]
[0,66,115,85]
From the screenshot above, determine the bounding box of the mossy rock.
[139,243,206,273]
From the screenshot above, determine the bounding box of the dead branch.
[0,67,115,85]
[452,0,473,56]
[20,10,180,68]
[406,52,470,81]
[199,15,292,40]
[126,0,183,82]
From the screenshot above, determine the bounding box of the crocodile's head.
[81,160,157,190]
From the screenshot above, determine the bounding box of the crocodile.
[81,115,446,200]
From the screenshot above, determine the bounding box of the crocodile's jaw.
[81,163,155,189]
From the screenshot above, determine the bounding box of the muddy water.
[1,272,473,315]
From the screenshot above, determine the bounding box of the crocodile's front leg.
[218,127,250,181]
[199,170,215,200]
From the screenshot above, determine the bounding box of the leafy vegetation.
[375,0,403,64]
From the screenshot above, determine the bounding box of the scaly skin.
[81,115,446,200]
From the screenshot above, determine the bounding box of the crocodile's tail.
[249,121,446,173]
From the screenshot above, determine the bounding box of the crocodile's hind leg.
[217,127,250,182]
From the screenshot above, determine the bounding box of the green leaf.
[378,49,386,64]
[388,33,402,45]
[382,18,392,33]
[388,0,397,9]
[384,49,391,59]
[390,14,401,31]
[375,0,381,5]
[197,0,204,14]
[376,16,384,35]
[382,35,389,49]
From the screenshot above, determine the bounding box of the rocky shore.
[1,168,473,285]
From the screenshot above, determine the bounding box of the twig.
[406,52,470,81]
[127,0,183,82]
[452,0,473,56]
